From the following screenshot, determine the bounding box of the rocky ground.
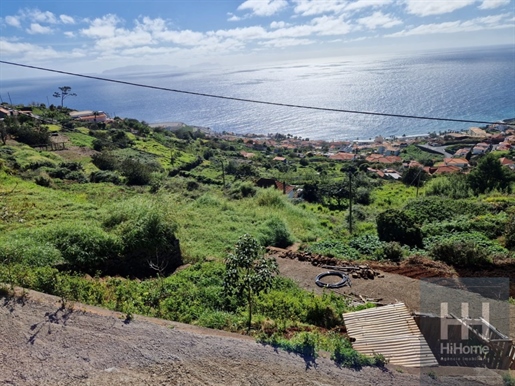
[1,285,509,386]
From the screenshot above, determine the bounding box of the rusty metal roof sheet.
[343,303,438,367]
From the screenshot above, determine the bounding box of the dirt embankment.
[0,287,505,386]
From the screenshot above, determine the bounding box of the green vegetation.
[1,103,514,368]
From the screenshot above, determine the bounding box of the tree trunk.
[247,289,252,332]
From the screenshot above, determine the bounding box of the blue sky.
[1,0,514,78]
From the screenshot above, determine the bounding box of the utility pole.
[219,157,226,188]
[348,171,353,234]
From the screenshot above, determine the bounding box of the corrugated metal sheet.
[343,303,438,367]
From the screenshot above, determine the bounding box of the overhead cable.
[0,60,505,126]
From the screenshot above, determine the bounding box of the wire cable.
[0,60,506,126]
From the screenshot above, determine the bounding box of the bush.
[103,198,182,277]
[505,214,515,250]
[255,188,285,207]
[377,242,403,262]
[34,175,52,187]
[91,151,119,171]
[349,234,384,256]
[306,240,360,260]
[424,232,505,267]
[120,158,153,185]
[376,209,423,248]
[89,170,121,184]
[0,233,62,267]
[44,223,121,273]
[257,217,294,248]
[229,181,257,199]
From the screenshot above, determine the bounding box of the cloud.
[357,11,402,29]
[60,14,75,24]
[80,14,122,39]
[478,0,511,9]
[292,0,392,16]
[386,13,513,36]
[270,21,291,28]
[25,9,58,24]
[259,38,315,47]
[5,16,21,28]
[0,38,84,61]
[403,0,476,16]
[64,31,76,38]
[345,0,394,12]
[237,0,288,17]
[292,0,347,16]
[26,23,54,35]
[227,13,242,21]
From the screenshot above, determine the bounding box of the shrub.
[257,216,294,248]
[91,151,119,171]
[376,209,423,248]
[89,170,121,184]
[103,198,182,277]
[255,188,285,207]
[425,233,502,267]
[505,214,515,250]
[0,233,62,267]
[306,240,360,260]
[229,181,257,199]
[44,223,121,273]
[377,242,403,262]
[120,158,152,185]
[349,234,384,256]
[34,175,52,187]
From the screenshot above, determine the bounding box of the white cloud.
[403,0,476,16]
[259,38,314,47]
[237,0,288,17]
[357,11,402,29]
[270,21,290,28]
[387,13,513,36]
[25,9,58,24]
[228,13,242,21]
[60,14,75,24]
[64,31,75,38]
[345,0,394,12]
[292,0,347,16]
[5,16,21,28]
[80,15,122,39]
[292,0,392,16]
[0,38,83,61]
[478,0,511,9]
[26,23,53,35]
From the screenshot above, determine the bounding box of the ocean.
[1,45,514,141]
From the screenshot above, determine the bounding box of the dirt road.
[1,288,506,386]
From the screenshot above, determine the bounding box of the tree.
[376,209,423,248]
[53,86,77,108]
[402,167,428,188]
[223,234,279,331]
[0,121,7,145]
[467,153,514,195]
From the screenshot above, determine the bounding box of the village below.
[1,98,515,385]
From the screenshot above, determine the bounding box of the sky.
[0,0,514,78]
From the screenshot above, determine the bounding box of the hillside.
[0,288,505,386]
[1,104,515,382]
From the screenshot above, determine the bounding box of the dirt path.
[0,288,505,386]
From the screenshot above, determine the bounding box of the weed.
[503,372,515,386]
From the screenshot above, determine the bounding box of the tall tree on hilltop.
[53,86,77,108]
[467,153,514,195]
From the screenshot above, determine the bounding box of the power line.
[0,60,504,126]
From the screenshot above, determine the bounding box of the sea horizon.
[1,44,514,141]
